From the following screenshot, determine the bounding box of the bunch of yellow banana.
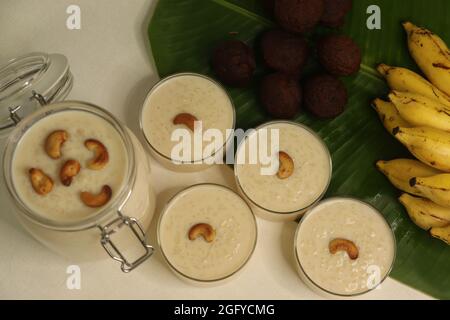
[376,159,439,196]
[374,22,450,245]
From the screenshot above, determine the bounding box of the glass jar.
[1,53,156,272]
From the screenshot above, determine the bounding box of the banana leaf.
[148,0,450,299]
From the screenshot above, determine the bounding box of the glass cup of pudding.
[3,101,156,272]
[294,198,396,298]
[158,184,257,285]
[140,73,236,172]
[234,121,332,222]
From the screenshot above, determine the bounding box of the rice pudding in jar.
[295,198,396,297]
[235,121,332,221]
[4,101,156,268]
[158,184,257,285]
[140,73,235,171]
[12,110,128,222]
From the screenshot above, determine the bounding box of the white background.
[0,0,430,299]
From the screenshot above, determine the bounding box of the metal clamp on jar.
[1,53,156,272]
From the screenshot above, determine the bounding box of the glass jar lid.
[0,52,73,134]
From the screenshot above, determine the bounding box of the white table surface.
[0,0,431,300]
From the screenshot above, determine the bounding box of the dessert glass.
[157,183,257,285]
[234,121,332,222]
[294,197,396,298]
[140,73,236,172]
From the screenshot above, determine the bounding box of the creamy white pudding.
[12,109,128,223]
[235,121,331,221]
[295,198,396,297]
[158,184,257,283]
[141,73,235,169]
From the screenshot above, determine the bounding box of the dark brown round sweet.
[303,74,348,119]
[275,0,325,34]
[261,29,309,76]
[317,34,361,76]
[212,40,256,87]
[260,73,302,119]
[320,0,353,28]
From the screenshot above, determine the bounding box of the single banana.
[399,194,450,230]
[393,126,450,172]
[372,98,410,134]
[389,91,450,132]
[430,225,450,245]
[377,64,450,108]
[376,159,440,196]
[410,174,450,208]
[404,22,450,96]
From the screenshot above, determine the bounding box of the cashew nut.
[45,130,68,159]
[85,139,109,170]
[277,151,294,179]
[173,113,198,132]
[29,168,53,195]
[80,185,112,208]
[329,238,359,260]
[60,160,81,186]
[188,223,216,243]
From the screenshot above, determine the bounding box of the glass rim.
[294,197,397,297]
[139,72,236,165]
[157,183,258,283]
[2,100,137,231]
[233,120,333,215]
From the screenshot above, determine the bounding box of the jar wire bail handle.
[8,105,22,125]
[98,211,154,273]
[31,90,48,106]
[7,91,47,126]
